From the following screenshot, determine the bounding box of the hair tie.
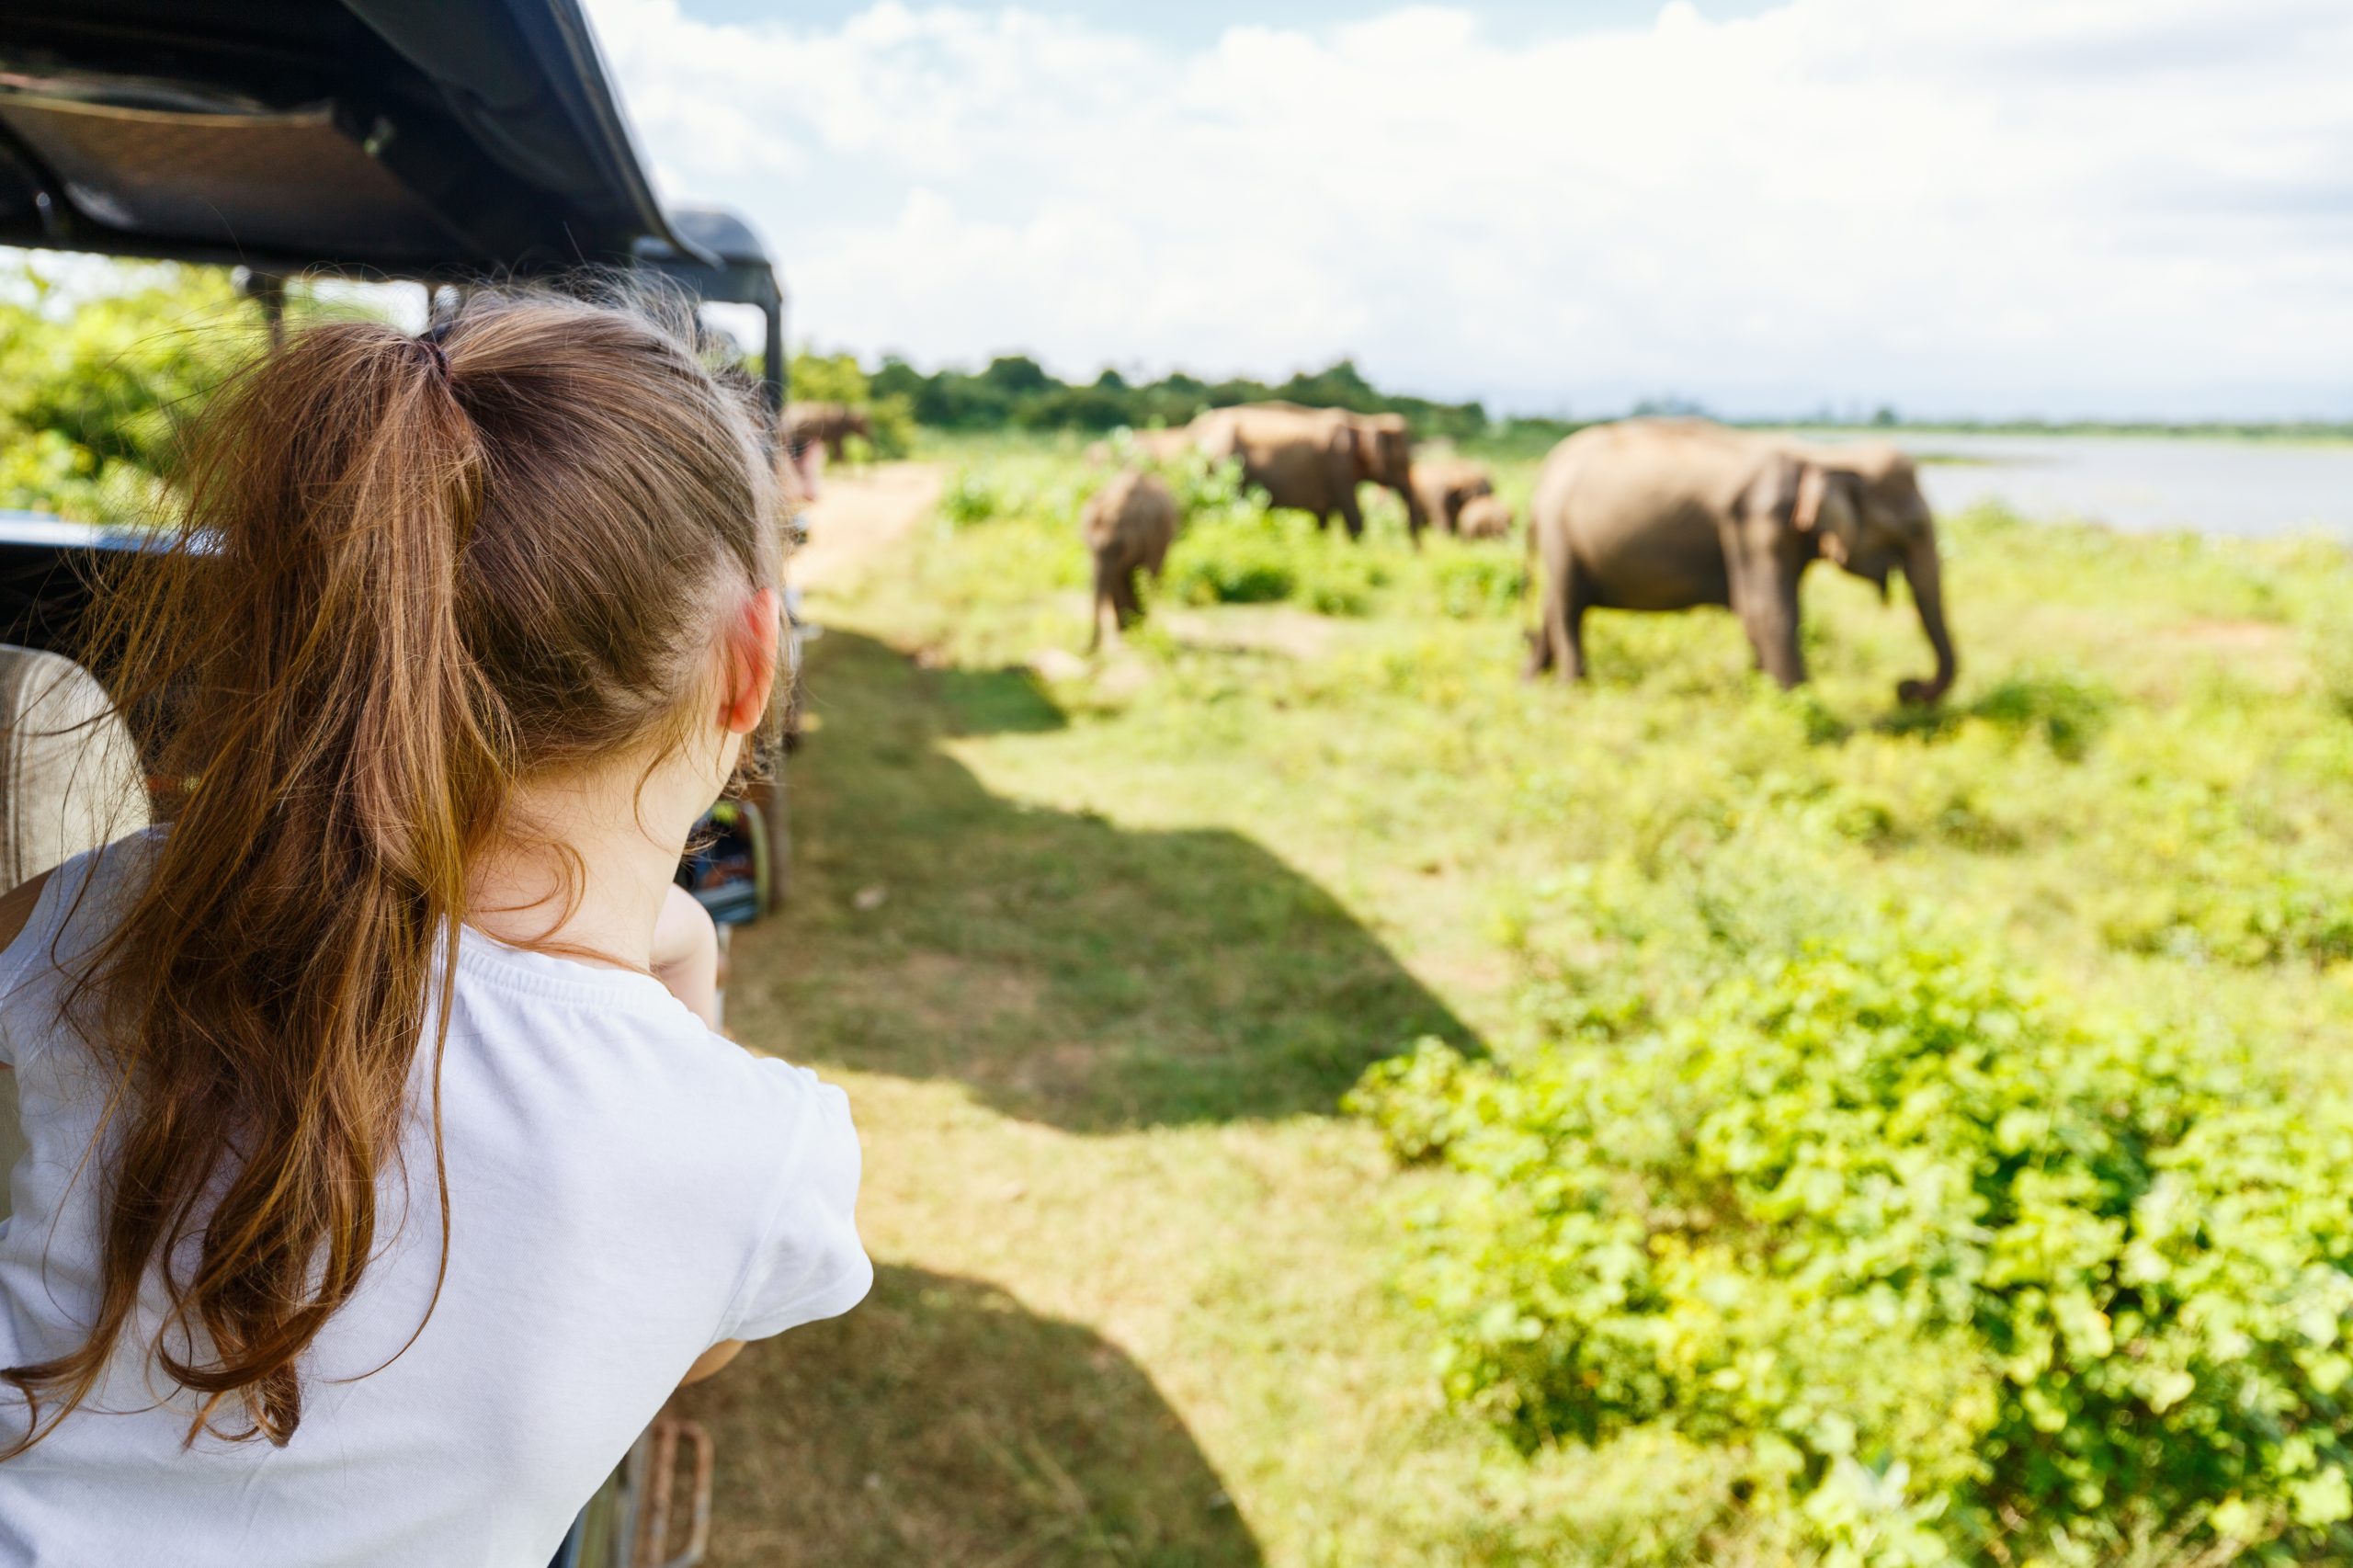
[415,322,454,384]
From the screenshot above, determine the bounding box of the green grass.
[686,449,2353,1565]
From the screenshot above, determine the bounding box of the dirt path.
[790,462,943,593]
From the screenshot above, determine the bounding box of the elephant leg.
[1336,486,1366,540]
[1527,551,1588,683]
[1399,478,1431,540]
[1088,555,1118,652]
[1525,546,1559,677]
[1735,568,1805,687]
[1556,568,1589,684]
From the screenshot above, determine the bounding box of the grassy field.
[681,438,2353,1565]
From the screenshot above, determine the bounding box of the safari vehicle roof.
[0,0,788,369]
[0,0,704,277]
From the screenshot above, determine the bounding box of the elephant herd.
[1081,406,1957,705]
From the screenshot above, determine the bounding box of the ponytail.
[5,287,779,1450]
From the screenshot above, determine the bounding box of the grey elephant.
[1082,469,1179,651]
[1457,494,1514,540]
[782,401,874,461]
[1410,458,1494,535]
[1188,403,1425,539]
[1347,411,1427,536]
[1525,418,1956,703]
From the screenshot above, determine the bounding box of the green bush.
[2084,782,2353,966]
[0,260,262,520]
[1426,545,1528,619]
[0,426,112,518]
[1164,517,1296,604]
[1353,930,2353,1565]
[938,468,1004,528]
[1163,512,1386,616]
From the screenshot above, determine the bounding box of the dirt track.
[789,462,942,593]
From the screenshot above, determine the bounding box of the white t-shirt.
[0,837,870,1566]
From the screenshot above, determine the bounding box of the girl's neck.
[465,759,710,971]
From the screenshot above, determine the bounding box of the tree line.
[788,348,1585,455]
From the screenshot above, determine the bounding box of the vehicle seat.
[0,644,146,889]
[0,644,148,1220]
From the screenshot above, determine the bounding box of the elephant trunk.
[1897,528,1957,705]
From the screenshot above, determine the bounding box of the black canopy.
[0,0,784,408]
[0,0,710,278]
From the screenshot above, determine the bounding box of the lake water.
[1789,431,2353,541]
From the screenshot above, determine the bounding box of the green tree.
[0,260,267,520]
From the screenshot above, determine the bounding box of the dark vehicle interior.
[0,5,784,1562]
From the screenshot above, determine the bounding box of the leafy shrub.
[0,426,110,518]
[1353,931,2353,1565]
[2085,785,2353,966]
[1426,545,1527,619]
[939,468,1004,528]
[1164,516,1295,604]
[1163,512,1385,616]
[0,260,262,520]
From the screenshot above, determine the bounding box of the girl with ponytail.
[0,286,869,1563]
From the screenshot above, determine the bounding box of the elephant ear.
[1790,462,1829,534]
[1790,463,1856,566]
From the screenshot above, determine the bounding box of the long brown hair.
[3,283,782,1452]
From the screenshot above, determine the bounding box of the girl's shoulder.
[0,832,162,1066]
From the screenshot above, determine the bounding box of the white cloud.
[587,0,2353,418]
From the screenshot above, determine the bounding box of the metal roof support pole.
[762,296,785,417]
[236,269,289,350]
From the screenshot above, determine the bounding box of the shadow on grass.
[741,629,1480,1131]
[920,660,1068,735]
[681,1266,1262,1568]
[1869,669,2114,760]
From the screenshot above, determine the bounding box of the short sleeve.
[0,842,119,1068]
[712,1059,872,1344]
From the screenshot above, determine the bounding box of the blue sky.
[589,1,2353,419]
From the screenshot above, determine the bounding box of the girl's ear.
[722,587,782,735]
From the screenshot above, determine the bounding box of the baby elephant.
[1409,458,1495,535]
[1456,494,1514,540]
[1082,469,1179,650]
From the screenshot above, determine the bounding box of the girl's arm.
[650,883,721,1029]
[652,882,747,1383]
[0,872,51,960]
[679,1340,745,1385]
[0,873,51,1068]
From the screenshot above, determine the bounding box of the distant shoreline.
[1751,421,2353,448]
